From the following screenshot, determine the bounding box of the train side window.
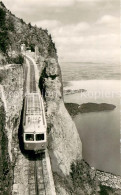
[28,117,30,123]
[38,117,41,123]
[25,134,34,141]
[36,134,44,141]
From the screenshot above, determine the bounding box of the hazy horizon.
[3,0,120,63]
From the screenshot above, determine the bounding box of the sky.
[3,0,120,63]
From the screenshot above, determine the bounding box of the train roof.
[24,123,46,133]
[25,93,42,115]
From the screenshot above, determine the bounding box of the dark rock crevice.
[39,58,63,100]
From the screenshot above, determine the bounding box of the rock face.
[39,58,82,178]
[65,102,116,116]
[0,65,23,161]
[69,160,121,195]
[0,64,23,194]
[0,99,13,194]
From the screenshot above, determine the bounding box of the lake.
[60,62,120,175]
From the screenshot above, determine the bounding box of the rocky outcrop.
[65,102,116,116]
[0,99,13,194]
[68,160,121,195]
[0,64,23,194]
[0,64,23,161]
[52,159,121,195]
[39,58,82,186]
[96,170,121,193]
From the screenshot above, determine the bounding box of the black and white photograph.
[0,0,120,194]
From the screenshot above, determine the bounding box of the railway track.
[23,64,28,94]
[24,56,48,195]
[29,60,37,93]
[28,153,47,195]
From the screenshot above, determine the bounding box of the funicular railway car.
[23,93,47,152]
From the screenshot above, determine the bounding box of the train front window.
[25,134,34,141]
[36,134,44,141]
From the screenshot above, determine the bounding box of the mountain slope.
[0,1,57,60]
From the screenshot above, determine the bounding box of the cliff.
[39,58,82,192]
[0,99,13,194]
[0,64,23,194]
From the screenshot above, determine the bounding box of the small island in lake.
[65,102,116,116]
[63,88,86,95]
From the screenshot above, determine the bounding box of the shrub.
[0,71,6,83]
[20,18,24,24]
[100,185,114,195]
[7,16,14,32]
[48,35,57,57]
[0,31,9,54]
[29,44,35,52]
[12,54,24,65]
[0,8,9,54]
[8,54,24,65]
[28,22,32,29]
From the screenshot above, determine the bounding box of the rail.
[23,54,56,195]
[28,154,47,195]
[11,53,56,195]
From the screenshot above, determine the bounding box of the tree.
[29,44,35,52]
[0,31,9,53]
[0,8,6,28]
[28,23,32,29]
[0,8,9,54]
